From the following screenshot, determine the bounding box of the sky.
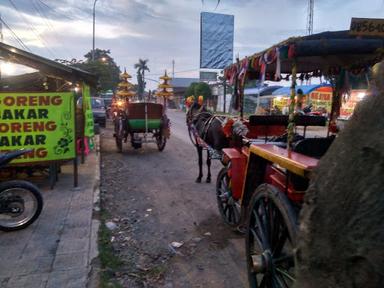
[1,0,384,89]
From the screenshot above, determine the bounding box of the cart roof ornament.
[156,70,174,98]
[121,68,132,80]
[116,68,135,98]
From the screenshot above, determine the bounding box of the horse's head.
[186,102,207,125]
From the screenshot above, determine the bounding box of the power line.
[32,0,74,59]
[0,18,31,51]
[36,0,79,21]
[146,68,199,77]
[7,0,56,58]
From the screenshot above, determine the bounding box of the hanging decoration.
[237,57,249,84]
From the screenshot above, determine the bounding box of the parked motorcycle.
[0,149,43,231]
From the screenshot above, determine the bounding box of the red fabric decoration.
[288,44,296,58]
[222,118,235,138]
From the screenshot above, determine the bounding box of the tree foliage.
[185,82,212,100]
[71,48,121,93]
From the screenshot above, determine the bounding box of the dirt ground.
[99,110,247,288]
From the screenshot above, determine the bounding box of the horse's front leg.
[206,150,211,183]
[196,146,203,183]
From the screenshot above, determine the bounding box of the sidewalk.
[0,137,100,288]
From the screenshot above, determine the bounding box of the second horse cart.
[114,102,170,152]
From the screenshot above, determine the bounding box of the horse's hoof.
[206,178,211,183]
[196,178,202,183]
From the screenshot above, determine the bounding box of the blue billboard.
[200,12,234,69]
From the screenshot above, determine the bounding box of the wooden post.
[80,82,85,164]
[73,83,79,188]
[287,62,297,153]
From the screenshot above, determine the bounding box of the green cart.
[114,102,170,152]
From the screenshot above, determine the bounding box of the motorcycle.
[0,149,43,231]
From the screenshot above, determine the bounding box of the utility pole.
[172,60,175,79]
[92,0,98,61]
[223,78,226,113]
[0,14,3,42]
[0,14,3,82]
[307,0,314,35]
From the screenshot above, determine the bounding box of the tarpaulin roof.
[272,84,332,96]
[244,85,282,96]
[224,30,384,80]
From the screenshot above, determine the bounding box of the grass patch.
[98,210,123,288]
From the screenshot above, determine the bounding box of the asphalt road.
[99,109,248,288]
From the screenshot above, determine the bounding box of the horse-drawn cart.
[220,30,384,287]
[113,70,171,152]
[114,102,170,152]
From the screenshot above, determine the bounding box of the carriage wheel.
[216,167,241,228]
[115,136,123,153]
[246,184,297,288]
[114,118,124,153]
[156,134,166,151]
[188,126,197,146]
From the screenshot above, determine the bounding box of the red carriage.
[218,30,384,287]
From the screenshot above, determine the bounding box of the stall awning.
[244,85,282,96]
[271,84,332,96]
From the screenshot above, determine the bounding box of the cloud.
[2,0,384,90]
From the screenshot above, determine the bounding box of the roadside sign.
[200,71,218,82]
[350,17,384,37]
[0,92,75,163]
[82,84,95,137]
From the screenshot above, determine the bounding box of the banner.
[82,84,95,137]
[0,92,75,163]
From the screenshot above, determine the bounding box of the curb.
[87,134,101,287]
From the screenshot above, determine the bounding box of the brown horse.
[186,103,229,183]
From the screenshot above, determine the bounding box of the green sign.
[82,84,95,137]
[0,92,75,163]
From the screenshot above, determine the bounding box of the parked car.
[77,97,107,128]
[103,98,113,119]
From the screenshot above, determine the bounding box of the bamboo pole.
[287,62,297,153]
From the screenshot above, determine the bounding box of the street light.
[92,0,98,61]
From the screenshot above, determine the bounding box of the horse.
[186,102,229,183]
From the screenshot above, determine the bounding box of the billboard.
[200,12,234,69]
[0,92,75,163]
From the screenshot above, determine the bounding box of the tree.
[134,59,150,100]
[184,82,212,100]
[184,82,199,98]
[295,62,384,287]
[71,48,121,93]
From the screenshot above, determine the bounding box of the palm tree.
[134,59,150,100]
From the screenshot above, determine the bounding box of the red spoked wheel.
[216,167,241,228]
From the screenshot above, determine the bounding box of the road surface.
[99,109,247,287]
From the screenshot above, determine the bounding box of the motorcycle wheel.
[0,180,43,231]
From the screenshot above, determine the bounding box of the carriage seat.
[292,136,335,159]
[289,136,335,191]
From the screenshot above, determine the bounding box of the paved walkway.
[0,138,100,288]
